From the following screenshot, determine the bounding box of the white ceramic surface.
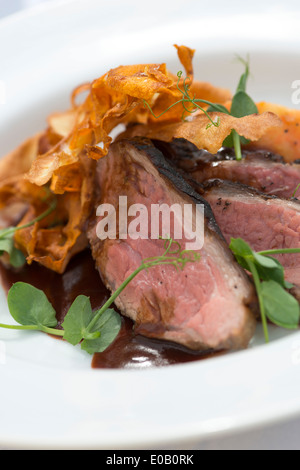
[1,0,300,450]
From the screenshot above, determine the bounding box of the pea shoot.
[0,238,200,355]
[230,238,300,343]
[143,71,222,129]
[143,57,258,161]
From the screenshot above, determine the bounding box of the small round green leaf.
[62,295,94,346]
[7,282,57,328]
[261,280,300,329]
[230,91,258,118]
[81,309,122,355]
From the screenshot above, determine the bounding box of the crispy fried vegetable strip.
[0,133,42,182]
[15,193,88,274]
[26,63,178,188]
[0,131,95,273]
[248,102,300,161]
[13,155,96,273]
[174,44,195,79]
[116,111,282,154]
[147,81,232,124]
[26,45,231,190]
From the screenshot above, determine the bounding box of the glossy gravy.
[0,250,218,369]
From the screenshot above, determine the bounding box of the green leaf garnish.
[210,57,258,160]
[61,295,95,345]
[0,237,200,355]
[81,308,122,355]
[260,280,300,330]
[230,237,300,342]
[230,90,258,118]
[4,282,58,334]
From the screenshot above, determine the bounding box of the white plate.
[1,0,300,450]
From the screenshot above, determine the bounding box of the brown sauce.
[0,250,220,369]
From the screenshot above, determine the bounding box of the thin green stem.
[232,130,242,161]
[86,266,144,334]
[247,259,269,343]
[0,323,40,331]
[143,78,223,128]
[0,323,64,337]
[0,200,57,239]
[143,99,185,119]
[292,183,300,198]
[194,100,230,114]
[40,326,64,337]
[258,248,300,256]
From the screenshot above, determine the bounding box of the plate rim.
[1,0,300,450]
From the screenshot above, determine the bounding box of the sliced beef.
[87,138,256,352]
[154,138,300,199]
[200,179,300,287]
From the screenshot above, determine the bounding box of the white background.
[1,0,300,451]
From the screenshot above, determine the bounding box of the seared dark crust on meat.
[128,138,225,239]
[153,138,300,199]
[154,138,286,165]
[201,178,299,202]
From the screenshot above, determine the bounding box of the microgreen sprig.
[143,71,222,128]
[0,237,200,355]
[0,199,57,268]
[230,238,300,343]
[143,57,258,161]
[217,56,258,161]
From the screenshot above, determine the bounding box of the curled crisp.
[26,45,230,190]
[0,133,42,182]
[0,129,95,273]
[116,111,282,154]
[13,155,96,274]
[174,44,195,79]
[248,102,300,162]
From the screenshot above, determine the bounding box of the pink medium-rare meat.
[202,179,300,287]
[87,138,256,352]
[153,138,300,199]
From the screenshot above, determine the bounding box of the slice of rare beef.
[153,138,300,199]
[87,138,256,352]
[201,179,300,288]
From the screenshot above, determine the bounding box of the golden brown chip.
[147,80,232,124]
[50,162,83,194]
[102,63,175,100]
[0,133,42,182]
[26,149,79,188]
[24,46,203,190]
[0,176,50,210]
[47,109,80,139]
[117,111,282,154]
[14,155,96,274]
[248,102,300,161]
[174,44,195,79]
[16,193,88,274]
